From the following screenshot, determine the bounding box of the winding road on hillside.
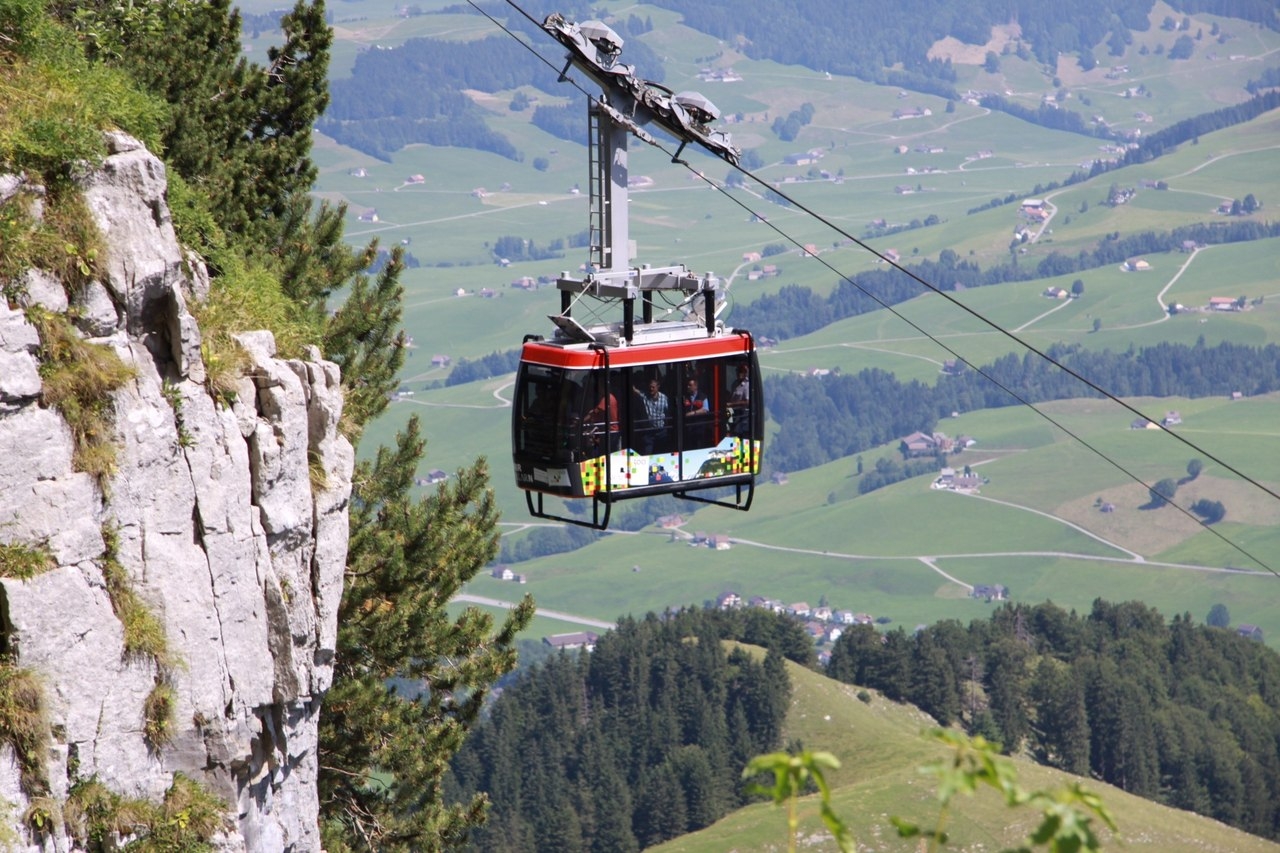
[460,486,1270,632]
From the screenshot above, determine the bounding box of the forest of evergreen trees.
[446,608,807,852]
[827,600,1280,840]
[317,34,545,160]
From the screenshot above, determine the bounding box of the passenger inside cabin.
[632,377,670,454]
[584,385,621,452]
[682,376,711,447]
[727,363,751,437]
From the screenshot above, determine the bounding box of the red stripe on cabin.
[521,335,751,369]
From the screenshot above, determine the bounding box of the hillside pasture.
[652,659,1280,853]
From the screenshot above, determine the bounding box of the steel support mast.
[542,13,742,345]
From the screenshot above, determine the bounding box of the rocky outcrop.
[0,133,352,850]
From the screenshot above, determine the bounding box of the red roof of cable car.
[520,334,751,369]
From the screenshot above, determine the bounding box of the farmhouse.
[933,467,980,492]
[544,632,598,652]
[489,565,525,583]
[1208,297,1239,311]
[900,430,955,457]
[1237,624,1265,642]
[1125,258,1151,272]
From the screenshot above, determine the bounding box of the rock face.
[0,133,352,850]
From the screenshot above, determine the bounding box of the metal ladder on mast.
[587,103,609,272]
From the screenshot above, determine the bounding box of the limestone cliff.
[0,132,352,850]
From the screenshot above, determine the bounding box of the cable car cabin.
[513,326,761,529]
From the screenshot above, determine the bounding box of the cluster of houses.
[740,251,782,281]
[716,591,879,646]
[540,580,1018,655]
[652,519,738,551]
[537,574,1012,657]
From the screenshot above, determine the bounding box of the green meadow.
[278,1,1280,645]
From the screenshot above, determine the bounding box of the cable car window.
[581,369,623,454]
[515,368,561,458]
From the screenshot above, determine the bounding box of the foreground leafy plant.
[893,729,1117,853]
[743,749,855,853]
[749,730,1116,853]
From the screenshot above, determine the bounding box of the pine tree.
[985,638,1030,752]
[323,245,409,431]
[910,632,961,725]
[64,0,330,244]
[1029,658,1090,775]
[318,417,534,851]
